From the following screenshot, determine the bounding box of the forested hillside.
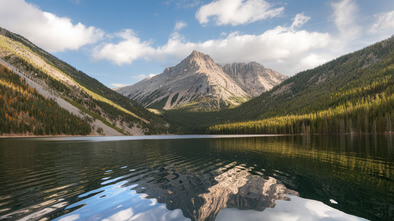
[0,64,91,135]
[0,27,169,135]
[165,36,394,134]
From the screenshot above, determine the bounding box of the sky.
[0,0,393,88]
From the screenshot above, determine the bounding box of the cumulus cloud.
[94,23,331,75]
[93,0,393,76]
[291,13,311,29]
[369,11,394,34]
[0,0,103,52]
[196,0,284,26]
[93,29,155,65]
[174,21,187,31]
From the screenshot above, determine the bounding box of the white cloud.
[174,21,187,31]
[196,0,284,26]
[92,0,393,77]
[369,11,394,34]
[94,24,331,75]
[291,13,311,29]
[161,27,331,74]
[131,73,157,80]
[93,29,155,65]
[110,83,128,88]
[0,0,103,52]
[331,0,360,41]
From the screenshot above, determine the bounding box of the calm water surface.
[0,135,392,220]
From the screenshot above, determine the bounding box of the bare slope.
[222,62,287,97]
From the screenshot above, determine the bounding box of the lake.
[0,135,392,220]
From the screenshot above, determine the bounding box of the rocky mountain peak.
[189,50,210,60]
[178,50,220,72]
[116,51,286,111]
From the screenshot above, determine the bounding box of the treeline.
[231,36,394,122]
[0,64,91,135]
[208,92,393,134]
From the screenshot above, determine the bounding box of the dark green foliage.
[209,93,394,134]
[148,96,169,110]
[0,64,91,135]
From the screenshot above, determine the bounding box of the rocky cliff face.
[116,51,286,111]
[223,62,287,97]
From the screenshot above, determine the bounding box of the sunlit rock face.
[116,51,286,111]
[128,162,298,221]
[198,167,298,220]
[223,62,287,97]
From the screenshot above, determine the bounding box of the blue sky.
[0,0,393,88]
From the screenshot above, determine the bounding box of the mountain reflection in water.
[128,162,298,220]
[0,135,392,220]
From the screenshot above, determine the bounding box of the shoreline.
[1,132,392,139]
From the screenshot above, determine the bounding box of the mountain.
[116,50,285,111]
[0,27,169,136]
[222,62,287,97]
[163,36,394,134]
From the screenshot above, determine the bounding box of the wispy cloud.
[196,0,284,26]
[331,0,360,42]
[110,83,128,88]
[369,10,394,35]
[174,21,187,31]
[164,0,202,9]
[291,13,311,29]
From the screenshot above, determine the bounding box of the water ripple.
[0,135,392,220]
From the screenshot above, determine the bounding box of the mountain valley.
[0,26,392,136]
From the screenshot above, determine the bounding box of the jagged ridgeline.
[116,50,286,112]
[0,27,168,135]
[209,36,394,134]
